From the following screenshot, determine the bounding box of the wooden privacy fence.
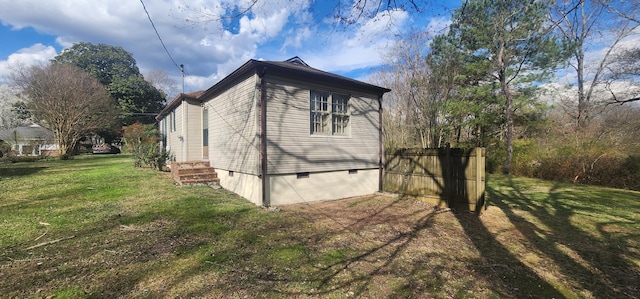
[383,147,486,212]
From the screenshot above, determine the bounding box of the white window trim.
[310,90,350,136]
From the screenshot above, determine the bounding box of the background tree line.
[3,42,175,159]
[374,0,640,190]
[2,0,638,189]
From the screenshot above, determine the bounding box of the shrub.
[122,122,172,170]
[0,140,11,157]
[510,139,543,177]
[528,153,640,191]
[141,144,174,171]
[582,155,640,191]
[485,143,505,174]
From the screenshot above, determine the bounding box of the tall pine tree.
[434,0,567,174]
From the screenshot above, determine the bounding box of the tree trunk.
[502,87,514,175]
[497,43,514,175]
[576,48,589,128]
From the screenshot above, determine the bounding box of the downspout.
[258,68,269,207]
[181,95,187,161]
[378,94,384,193]
[180,64,186,162]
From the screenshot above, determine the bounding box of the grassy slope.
[0,155,638,298]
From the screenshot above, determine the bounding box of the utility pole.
[180,64,185,94]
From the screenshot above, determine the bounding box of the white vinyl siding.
[185,100,202,160]
[205,72,260,175]
[265,75,380,175]
[165,104,182,161]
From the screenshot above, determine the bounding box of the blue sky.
[0,0,459,95]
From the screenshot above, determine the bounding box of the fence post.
[475,147,485,212]
[445,143,451,204]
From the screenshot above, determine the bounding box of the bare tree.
[603,46,640,105]
[602,0,640,24]
[0,84,28,130]
[551,0,640,127]
[145,69,178,102]
[10,63,118,158]
[374,31,432,149]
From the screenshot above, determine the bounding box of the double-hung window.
[310,90,350,136]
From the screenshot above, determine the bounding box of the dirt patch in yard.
[273,193,621,299]
[2,191,637,298]
[278,195,489,298]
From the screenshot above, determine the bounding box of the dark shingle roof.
[157,57,390,120]
[0,123,55,142]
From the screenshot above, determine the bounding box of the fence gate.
[383,147,486,212]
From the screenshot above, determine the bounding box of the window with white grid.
[310,90,350,136]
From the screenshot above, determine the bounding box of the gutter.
[378,94,384,192]
[181,96,187,161]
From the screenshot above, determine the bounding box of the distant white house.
[156,57,390,206]
[0,123,58,156]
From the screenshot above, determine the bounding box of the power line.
[139,0,181,72]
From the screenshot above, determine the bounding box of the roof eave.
[156,92,201,121]
[252,60,390,95]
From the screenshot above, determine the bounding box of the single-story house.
[156,57,390,206]
[0,123,58,156]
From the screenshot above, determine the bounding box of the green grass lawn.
[0,155,638,298]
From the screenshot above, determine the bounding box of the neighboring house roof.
[0,123,56,143]
[157,57,390,120]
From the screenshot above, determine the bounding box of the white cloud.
[301,9,409,74]
[238,8,290,39]
[425,16,450,37]
[344,9,408,47]
[0,0,420,91]
[0,0,273,90]
[0,44,57,82]
[558,24,640,86]
[282,27,312,49]
[539,79,640,107]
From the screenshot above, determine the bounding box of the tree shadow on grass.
[0,188,261,298]
[0,166,47,179]
[485,177,640,298]
[453,211,566,298]
[6,171,637,298]
[423,149,565,297]
[217,195,564,298]
[442,152,565,297]
[255,197,459,297]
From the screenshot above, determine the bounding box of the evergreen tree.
[53,42,166,125]
[433,0,568,174]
